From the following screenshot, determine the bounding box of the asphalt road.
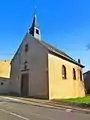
[0,98,90,120]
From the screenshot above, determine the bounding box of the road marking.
[0,109,30,120]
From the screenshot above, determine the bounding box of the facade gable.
[10,33,49,98]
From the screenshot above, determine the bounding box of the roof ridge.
[40,40,84,67]
[31,35,84,67]
[41,41,77,61]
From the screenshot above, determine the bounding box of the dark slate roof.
[29,14,39,36]
[83,70,90,75]
[30,14,39,29]
[32,15,39,28]
[11,32,84,68]
[39,40,84,68]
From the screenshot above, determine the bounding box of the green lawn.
[56,96,90,104]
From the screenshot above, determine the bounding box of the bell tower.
[29,10,41,40]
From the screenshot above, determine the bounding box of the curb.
[19,98,90,114]
[0,96,90,114]
[16,98,90,114]
[47,102,90,114]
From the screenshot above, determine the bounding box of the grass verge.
[56,96,90,104]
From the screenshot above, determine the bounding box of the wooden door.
[21,73,29,96]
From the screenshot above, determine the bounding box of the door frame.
[21,73,29,97]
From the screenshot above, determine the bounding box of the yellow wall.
[0,60,11,78]
[48,54,85,99]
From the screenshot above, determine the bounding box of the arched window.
[62,65,67,79]
[36,29,39,34]
[80,70,82,81]
[73,68,76,80]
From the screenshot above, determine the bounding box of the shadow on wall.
[87,89,90,94]
[8,92,49,99]
[0,77,10,95]
[83,71,90,94]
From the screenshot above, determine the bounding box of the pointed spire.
[29,9,41,40]
[34,7,37,18]
[32,8,39,28]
